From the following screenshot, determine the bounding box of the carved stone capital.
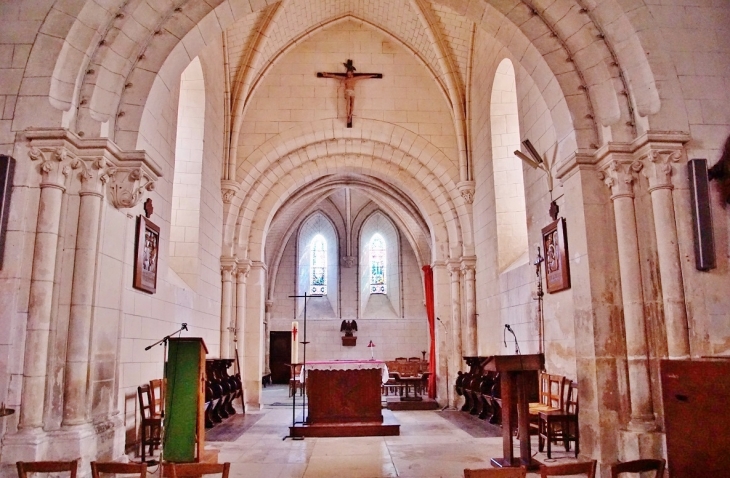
[341,256,356,268]
[447,260,461,276]
[643,149,682,192]
[24,128,162,209]
[78,157,110,197]
[221,179,240,204]
[600,160,643,199]
[107,167,155,208]
[265,300,274,312]
[458,181,475,205]
[221,257,237,281]
[460,256,476,275]
[29,146,78,190]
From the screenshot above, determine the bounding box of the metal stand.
[283,293,321,440]
[533,247,545,356]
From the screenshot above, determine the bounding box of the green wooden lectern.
[163,337,208,463]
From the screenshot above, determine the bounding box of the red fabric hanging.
[423,265,437,399]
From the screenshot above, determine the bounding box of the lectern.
[164,337,208,462]
[482,354,544,470]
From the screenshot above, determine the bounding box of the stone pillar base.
[243,379,261,411]
[47,424,98,477]
[618,429,666,462]
[1,428,52,463]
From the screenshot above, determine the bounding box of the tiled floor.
[202,385,579,478]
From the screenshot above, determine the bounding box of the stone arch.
[226,120,469,261]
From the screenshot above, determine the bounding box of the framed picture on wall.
[542,217,570,293]
[133,215,160,294]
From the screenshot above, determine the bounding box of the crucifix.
[317,59,383,127]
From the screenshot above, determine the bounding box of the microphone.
[182,323,188,331]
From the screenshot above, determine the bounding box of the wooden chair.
[464,466,526,477]
[91,462,147,478]
[16,460,78,478]
[538,380,579,458]
[137,384,162,461]
[166,462,230,478]
[540,460,597,478]
[149,378,165,417]
[610,459,666,477]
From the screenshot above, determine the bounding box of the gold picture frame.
[133,215,160,294]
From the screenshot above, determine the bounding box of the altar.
[289,360,400,438]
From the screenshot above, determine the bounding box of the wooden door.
[269,331,291,384]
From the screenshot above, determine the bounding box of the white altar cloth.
[300,360,389,384]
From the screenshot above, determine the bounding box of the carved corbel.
[221,179,240,204]
[457,181,475,205]
[341,256,356,268]
[107,167,155,209]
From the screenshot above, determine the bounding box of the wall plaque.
[133,215,160,294]
[542,217,570,293]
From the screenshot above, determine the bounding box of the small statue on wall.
[340,319,358,346]
[708,134,730,204]
[340,319,358,337]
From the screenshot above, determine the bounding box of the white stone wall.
[490,59,529,273]
[471,29,576,379]
[169,58,205,289]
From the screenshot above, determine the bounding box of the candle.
[291,321,299,364]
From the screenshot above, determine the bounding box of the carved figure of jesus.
[317,60,382,127]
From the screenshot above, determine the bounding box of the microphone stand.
[143,323,187,465]
[504,325,521,355]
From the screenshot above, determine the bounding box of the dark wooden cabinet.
[661,359,730,478]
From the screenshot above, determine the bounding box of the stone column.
[460,257,477,356]
[220,258,236,359]
[63,157,108,426]
[447,261,463,373]
[20,147,76,430]
[432,261,452,407]
[244,261,266,410]
[643,150,690,359]
[602,160,655,431]
[235,260,250,387]
[264,300,274,375]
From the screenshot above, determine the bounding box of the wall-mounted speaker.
[0,155,16,270]
[688,158,716,271]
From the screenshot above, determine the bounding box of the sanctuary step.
[385,397,439,411]
[288,409,400,438]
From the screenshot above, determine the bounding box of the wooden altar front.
[481,354,544,470]
[288,360,400,437]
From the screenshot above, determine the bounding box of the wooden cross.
[317,59,383,127]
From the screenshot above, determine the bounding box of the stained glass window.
[370,234,386,294]
[310,234,327,295]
